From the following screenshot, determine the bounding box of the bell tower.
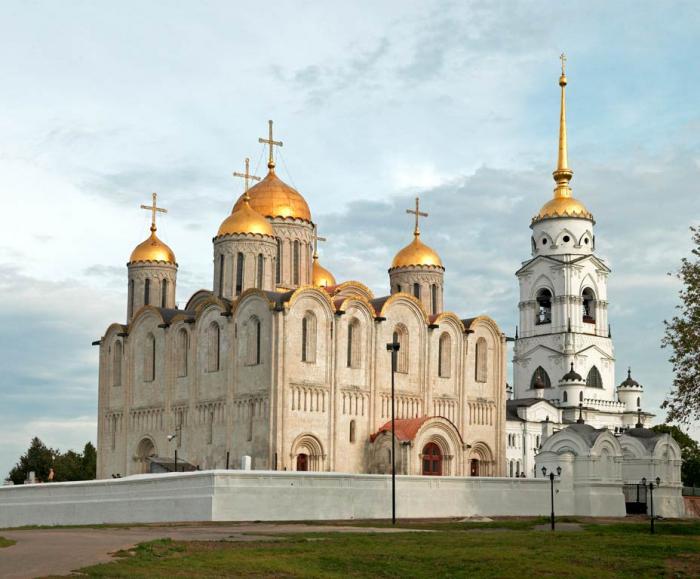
[512,56,616,420]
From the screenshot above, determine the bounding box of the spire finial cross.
[560,52,567,76]
[258,120,283,170]
[312,227,327,258]
[406,196,428,236]
[233,157,261,201]
[140,192,167,233]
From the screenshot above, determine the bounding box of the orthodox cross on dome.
[140,192,167,233]
[406,196,428,237]
[312,228,327,259]
[560,52,567,75]
[233,157,261,201]
[258,119,283,170]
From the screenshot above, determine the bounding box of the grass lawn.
[75,519,700,578]
[0,536,16,548]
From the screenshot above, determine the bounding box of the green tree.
[53,450,84,482]
[652,424,700,486]
[81,442,97,480]
[8,437,55,484]
[662,226,700,423]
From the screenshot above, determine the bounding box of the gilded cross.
[406,196,428,236]
[140,192,167,232]
[233,157,261,199]
[560,52,567,75]
[258,119,283,169]
[312,228,327,258]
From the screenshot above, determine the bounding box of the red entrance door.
[470,459,480,477]
[421,443,442,476]
[296,453,308,471]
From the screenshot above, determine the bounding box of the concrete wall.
[0,470,567,529]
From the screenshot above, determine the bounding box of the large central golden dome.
[391,234,443,269]
[232,169,311,222]
[129,230,176,265]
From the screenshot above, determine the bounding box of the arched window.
[475,337,487,382]
[438,332,451,378]
[144,333,156,382]
[579,391,584,402]
[563,391,568,403]
[246,317,261,366]
[208,323,220,372]
[276,240,282,284]
[293,240,300,285]
[586,366,603,388]
[161,279,168,308]
[144,278,151,306]
[349,420,356,443]
[301,312,317,363]
[347,318,360,369]
[256,254,264,289]
[235,252,245,296]
[530,366,551,389]
[413,283,421,300]
[392,324,408,373]
[431,284,438,315]
[637,396,640,408]
[582,288,596,323]
[177,329,188,377]
[536,288,552,324]
[509,460,514,477]
[129,279,135,318]
[421,442,442,476]
[218,254,224,296]
[112,340,122,387]
[396,284,402,293]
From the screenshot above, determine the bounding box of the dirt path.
[0,523,415,578]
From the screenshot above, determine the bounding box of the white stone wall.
[127,262,177,322]
[213,234,277,298]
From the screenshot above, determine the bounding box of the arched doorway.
[470,459,480,476]
[136,438,156,474]
[296,453,308,472]
[421,442,443,476]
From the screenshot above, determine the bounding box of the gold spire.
[311,227,336,287]
[532,55,593,224]
[217,158,274,237]
[406,197,428,237]
[233,157,261,200]
[312,227,327,260]
[130,193,176,264]
[391,197,443,269]
[553,52,573,198]
[258,119,283,170]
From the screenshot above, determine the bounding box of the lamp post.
[167,424,182,472]
[386,340,400,525]
[541,466,562,531]
[641,476,661,534]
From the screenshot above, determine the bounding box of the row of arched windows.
[219,253,267,297]
[535,286,597,325]
[395,283,441,315]
[529,365,604,390]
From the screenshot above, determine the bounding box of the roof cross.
[406,196,428,236]
[560,52,567,75]
[312,228,327,258]
[233,157,261,200]
[258,119,283,169]
[140,192,167,233]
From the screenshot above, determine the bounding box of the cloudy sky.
[1,1,698,477]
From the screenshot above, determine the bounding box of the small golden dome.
[533,194,593,223]
[129,230,176,265]
[391,234,443,269]
[217,199,274,237]
[232,169,311,222]
[312,255,336,288]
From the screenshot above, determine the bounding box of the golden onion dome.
[312,255,336,288]
[533,194,593,223]
[232,169,311,222]
[391,234,443,269]
[129,230,176,265]
[217,198,274,237]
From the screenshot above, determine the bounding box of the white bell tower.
[512,56,616,421]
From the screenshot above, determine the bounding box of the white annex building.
[505,58,651,478]
[96,125,508,479]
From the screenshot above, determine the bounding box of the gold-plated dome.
[129,230,176,264]
[312,255,336,287]
[391,234,443,269]
[232,169,311,222]
[532,55,594,225]
[217,199,274,237]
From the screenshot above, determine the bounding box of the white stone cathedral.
[96,124,507,479]
[505,60,650,478]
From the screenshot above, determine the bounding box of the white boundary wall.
[0,471,574,528]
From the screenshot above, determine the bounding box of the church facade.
[96,127,507,479]
[505,59,649,478]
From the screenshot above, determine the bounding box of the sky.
[0,0,699,478]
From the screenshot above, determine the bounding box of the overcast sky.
[1,1,699,478]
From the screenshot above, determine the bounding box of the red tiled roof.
[370,417,430,442]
